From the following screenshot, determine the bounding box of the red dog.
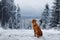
[32,19,43,38]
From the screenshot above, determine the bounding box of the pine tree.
[0,0,11,27]
[1,0,17,29]
[9,17,12,29]
[27,21,32,29]
[0,0,21,29]
[16,5,21,29]
[0,1,2,21]
[51,0,60,27]
[40,4,50,29]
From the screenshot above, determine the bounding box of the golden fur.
[32,19,43,38]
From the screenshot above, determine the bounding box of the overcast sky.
[14,0,54,17]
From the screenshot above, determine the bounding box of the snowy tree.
[27,21,32,29]
[51,0,60,27]
[0,1,2,21]
[0,0,20,29]
[0,0,12,27]
[8,4,21,29]
[9,17,12,29]
[40,4,50,29]
[3,0,17,29]
[16,5,21,29]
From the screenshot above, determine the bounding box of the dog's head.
[32,19,37,26]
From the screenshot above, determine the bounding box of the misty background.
[14,0,54,17]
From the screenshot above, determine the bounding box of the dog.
[32,19,43,38]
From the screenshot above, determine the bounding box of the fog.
[15,0,54,17]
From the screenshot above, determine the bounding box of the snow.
[0,29,60,40]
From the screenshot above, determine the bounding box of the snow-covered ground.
[0,28,60,40]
